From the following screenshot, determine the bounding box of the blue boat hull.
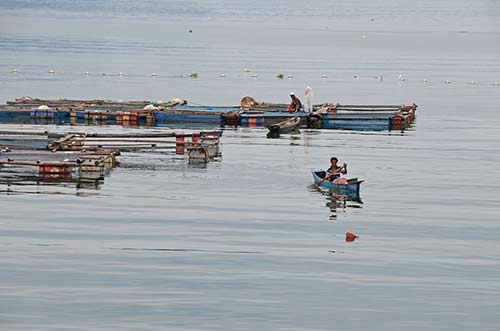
[321,119,391,131]
[153,112,222,124]
[153,106,237,126]
[311,170,363,199]
[0,110,70,125]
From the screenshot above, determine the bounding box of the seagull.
[445,80,451,84]
[398,74,406,81]
[48,70,55,74]
[219,73,225,77]
[152,73,157,76]
[321,74,327,78]
[287,74,293,78]
[119,72,123,76]
[423,79,428,83]
[377,73,384,82]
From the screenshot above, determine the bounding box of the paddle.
[316,171,338,186]
[316,164,347,186]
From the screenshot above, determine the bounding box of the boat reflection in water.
[0,170,105,195]
[308,184,363,220]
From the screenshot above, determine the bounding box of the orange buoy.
[345,232,358,242]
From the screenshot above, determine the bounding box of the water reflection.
[309,184,363,220]
[0,172,105,195]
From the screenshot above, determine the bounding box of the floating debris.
[243,68,252,72]
[188,73,199,78]
[345,232,358,242]
[219,73,226,77]
[276,74,284,79]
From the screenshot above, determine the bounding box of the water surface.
[0,1,499,330]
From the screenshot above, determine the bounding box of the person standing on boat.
[287,92,302,112]
[326,157,347,181]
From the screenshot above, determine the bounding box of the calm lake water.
[1,1,499,330]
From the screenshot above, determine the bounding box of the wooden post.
[192,132,201,143]
[175,133,185,154]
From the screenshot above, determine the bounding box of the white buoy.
[11,69,17,73]
[85,71,90,75]
[48,70,55,74]
[220,73,225,77]
[252,73,258,78]
[445,80,451,84]
[152,73,157,76]
[287,74,293,78]
[470,81,476,85]
[362,34,367,38]
[321,74,327,78]
[119,72,123,76]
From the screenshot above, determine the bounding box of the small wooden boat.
[267,117,301,138]
[311,169,363,199]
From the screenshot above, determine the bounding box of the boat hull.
[311,170,363,199]
[267,117,302,138]
[240,111,308,127]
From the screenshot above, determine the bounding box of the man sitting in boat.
[287,92,302,112]
[325,157,347,181]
